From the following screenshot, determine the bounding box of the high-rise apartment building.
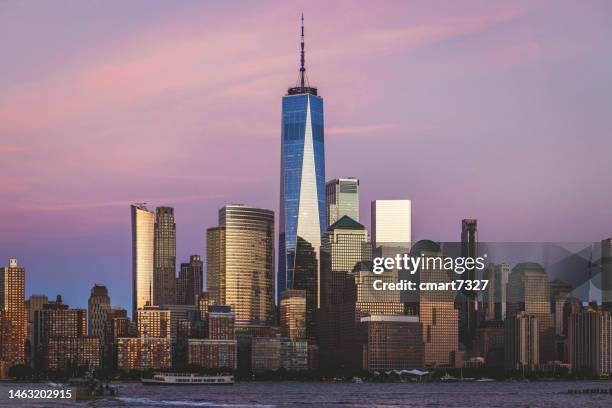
[154,206,176,305]
[0,258,26,367]
[177,255,203,305]
[550,279,572,336]
[602,238,612,311]
[25,295,48,364]
[568,307,612,376]
[326,178,359,227]
[370,200,411,249]
[207,205,275,327]
[136,306,170,338]
[278,17,326,306]
[131,204,155,320]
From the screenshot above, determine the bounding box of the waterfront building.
[278,17,326,316]
[187,338,237,369]
[207,205,275,326]
[361,315,424,370]
[505,312,539,371]
[0,259,26,367]
[568,307,612,376]
[131,204,155,320]
[370,200,411,249]
[176,255,203,305]
[46,337,100,371]
[154,206,176,305]
[602,238,612,311]
[326,178,359,227]
[251,337,308,372]
[116,336,171,371]
[473,320,505,368]
[280,289,306,341]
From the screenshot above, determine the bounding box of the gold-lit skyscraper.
[131,203,155,320]
[177,255,203,305]
[154,206,176,305]
[88,284,110,340]
[136,306,170,338]
[206,205,275,327]
[0,258,26,367]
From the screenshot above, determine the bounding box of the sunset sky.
[1,1,611,312]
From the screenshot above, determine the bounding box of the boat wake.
[114,397,275,407]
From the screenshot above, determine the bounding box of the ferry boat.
[141,372,234,386]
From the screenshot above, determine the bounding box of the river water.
[2,381,612,407]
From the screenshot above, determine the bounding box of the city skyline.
[2,1,612,312]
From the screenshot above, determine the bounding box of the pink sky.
[1,0,611,310]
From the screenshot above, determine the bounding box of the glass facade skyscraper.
[326,178,359,228]
[131,203,154,320]
[278,18,326,319]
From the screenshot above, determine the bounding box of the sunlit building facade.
[207,205,275,327]
[326,178,359,227]
[0,259,26,367]
[278,24,326,310]
[131,204,155,320]
[280,289,306,341]
[116,336,171,371]
[370,200,411,249]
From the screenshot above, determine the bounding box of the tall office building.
[0,258,26,367]
[131,203,155,320]
[602,238,612,311]
[280,289,306,341]
[370,200,411,249]
[320,216,370,307]
[207,205,275,326]
[507,262,555,363]
[484,263,510,321]
[278,16,326,306]
[412,241,459,368]
[458,219,478,351]
[88,284,110,342]
[177,255,203,305]
[550,279,572,336]
[154,206,176,305]
[326,178,359,227]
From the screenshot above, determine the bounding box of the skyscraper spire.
[287,13,317,95]
[300,13,305,88]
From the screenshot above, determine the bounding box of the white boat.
[141,372,234,386]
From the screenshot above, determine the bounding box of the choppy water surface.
[2,381,612,407]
